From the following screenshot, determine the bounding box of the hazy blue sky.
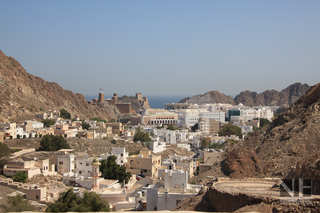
[1,0,319,98]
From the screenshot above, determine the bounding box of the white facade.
[199,118,209,134]
[177,143,191,151]
[100,147,128,166]
[146,169,201,211]
[148,141,166,153]
[199,111,225,123]
[176,130,188,142]
[75,154,93,178]
[112,147,128,166]
[57,149,75,175]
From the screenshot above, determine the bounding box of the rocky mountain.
[179,90,235,105]
[224,83,320,186]
[0,50,118,122]
[234,83,310,106]
[179,83,310,107]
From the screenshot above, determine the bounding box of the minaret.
[91,158,101,190]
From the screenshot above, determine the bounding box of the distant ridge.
[179,90,235,105]
[234,82,310,106]
[0,50,117,122]
[179,83,310,107]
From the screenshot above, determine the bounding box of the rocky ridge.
[0,50,118,122]
[179,83,310,107]
[223,83,320,184]
[234,82,310,106]
[179,90,235,105]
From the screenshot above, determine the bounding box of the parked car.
[138,174,145,178]
[136,175,141,181]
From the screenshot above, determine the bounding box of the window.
[176,200,181,205]
[36,195,39,200]
[59,161,63,165]
[79,171,82,174]
[86,163,89,166]
[121,154,123,156]
[121,160,123,163]
[130,160,134,165]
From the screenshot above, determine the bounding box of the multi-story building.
[3,159,51,179]
[146,169,201,211]
[126,150,161,178]
[57,149,75,175]
[106,123,123,136]
[140,109,178,126]
[100,147,129,166]
[165,103,191,110]
[24,120,44,132]
[74,153,93,178]
[0,122,17,138]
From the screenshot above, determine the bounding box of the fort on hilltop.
[88,92,150,114]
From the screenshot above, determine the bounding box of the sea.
[84,95,186,109]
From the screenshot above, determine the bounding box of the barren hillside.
[0,50,117,122]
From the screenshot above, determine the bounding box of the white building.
[177,143,191,151]
[146,169,201,211]
[74,153,93,178]
[148,141,166,153]
[100,147,129,166]
[57,149,75,176]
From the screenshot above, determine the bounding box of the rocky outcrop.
[0,50,117,122]
[234,83,310,106]
[179,90,235,105]
[222,148,261,178]
[225,83,320,178]
[179,83,309,106]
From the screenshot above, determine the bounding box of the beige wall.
[126,151,161,178]
[26,187,46,201]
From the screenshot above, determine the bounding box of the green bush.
[100,156,131,184]
[218,124,242,138]
[90,117,107,123]
[38,135,70,151]
[46,189,110,212]
[60,109,71,119]
[42,119,56,127]
[133,126,152,142]
[12,172,28,183]
[4,195,35,212]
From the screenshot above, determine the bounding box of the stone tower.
[91,158,101,190]
[98,92,105,103]
[112,93,118,104]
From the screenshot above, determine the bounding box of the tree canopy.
[4,195,35,212]
[60,109,71,119]
[100,156,131,184]
[0,142,12,158]
[259,118,271,128]
[12,172,28,183]
[46,189,110,212]
[81,122,91,130]
[167,124,180,131]
[38,135,70,151]
[218,124,242,139]
[133,126,152,142]
[191,123,199,132]
[42,119,56,127]
[90,117,107,123]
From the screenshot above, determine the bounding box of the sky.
[0,0,319,98]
